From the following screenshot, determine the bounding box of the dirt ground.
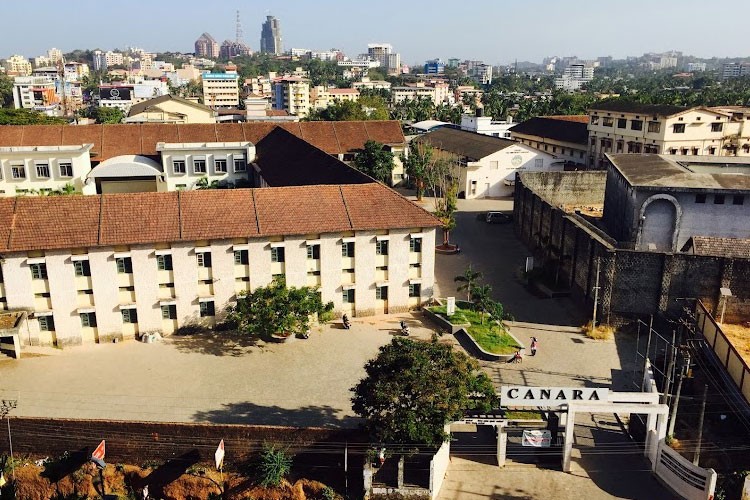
[720,323,750,363]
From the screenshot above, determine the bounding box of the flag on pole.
[92,440,106,461]
[0,471,7,487]
[215,439,225,470]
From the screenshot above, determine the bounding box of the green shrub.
[258,444,292,487]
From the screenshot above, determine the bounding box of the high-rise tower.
[260,16,283,55]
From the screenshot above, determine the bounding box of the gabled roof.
[0,185,441,252]
[0,121,406,161]
[590,100,688,117]
[509,116,588,145]
[414,127,516,160]
[254,127,374,186]
[682,236,750,259]
[127,95,215,118]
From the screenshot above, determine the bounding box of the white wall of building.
[0,228,436,347]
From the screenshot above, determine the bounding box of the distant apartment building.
[201,72,240,108]
[392,81,450,105]
[260,16,283,55]
[12,76,58,112]
[587,101,750,169]
[125,95,217,124]
[311,86,359,110]
[555,63,594,91]
[337,59,380,71]
[367,43,401,75]
[424,59,445,75]
[352,77,391,91]
[686,62,707,72]
[476,64,493,85]
[92,50,124,71]
[3,55,32,76]
[460,109,514,139]
[272,77,311,117]
[98,81,169,112]
[194,32,220,59]
[722,62,750,79]
[220,40,252,59]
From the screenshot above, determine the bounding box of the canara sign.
[501,386,609,408]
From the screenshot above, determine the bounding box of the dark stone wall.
[514,172,750,325]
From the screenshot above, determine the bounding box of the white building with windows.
[0,185,439,347]
[588,102,750,169]
[201,72,240,108]
[414,127,560,198]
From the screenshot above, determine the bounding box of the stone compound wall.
[515,171,750,325]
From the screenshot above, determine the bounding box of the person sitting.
[511,349,524,364]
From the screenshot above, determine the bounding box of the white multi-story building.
[460,110,514,139]
[12,76,58,111]
[476,64,493,85]
[687,62,707,72]
[392,82,450,105]
[201,73,240,108]
[311,86,359,110]
[0,186,438,347]
[555,63,594,91]
[722,62,750,79]
[272,77,311,117]
[588,102,750,169]
[337,59,380,71]
[352,77,391,91]
[0,121,408,196]
[3,55,33,76]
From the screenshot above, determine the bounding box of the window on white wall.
[59,162,73,177]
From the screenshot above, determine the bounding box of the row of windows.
[172,158,246,175]
[31,239,425,280]
[39,302,216,333]
[343,283,421,303]
[5,162,73,180]
[695,194,744,205]
[592,116,726,134]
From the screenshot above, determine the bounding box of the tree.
[454,266,483,302]
[225,279,333,340]
[195,176,220,190]
[351,337,497,448]
[471,284,493,324]
[0,74,14,108]
[258,444,293,487]
[424,153,459,247]
[353,140,394,184]
[0,108,66,125]
[84,106,124,124]
[401,141,433,200]
[488,301,508,332]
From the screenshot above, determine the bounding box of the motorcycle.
[343,314,351,329]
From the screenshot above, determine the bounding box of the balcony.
[409,252,422,265]
[76,293,95,308]
[198,282,214,297]
[157,270,173,284]
[408,266,422,280]
[119,290,136,304]
[376,255,388,267]
[307,260,321,273]
[198,267,212,281]
[32,280,49,294]
[235,277,251,294]
[158,286,176,300]
[271,262,285,276]
[117,273,134,288]
[234,264,250,279]
[75,276,93,291]
[34,297,52,311]
[341,271,355,285]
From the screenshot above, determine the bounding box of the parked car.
[485,211,512,224]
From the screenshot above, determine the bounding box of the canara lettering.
[502,386,608,405]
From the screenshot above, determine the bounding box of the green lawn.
[430,305,521,355]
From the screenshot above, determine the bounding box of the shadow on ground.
[192,401,360,428]
[168,331,264,357]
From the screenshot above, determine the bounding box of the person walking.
[530,337,539,356]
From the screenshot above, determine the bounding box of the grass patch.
[429,306,520,355]
[582,321,615,340]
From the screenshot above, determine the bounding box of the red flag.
[92,440,106,461]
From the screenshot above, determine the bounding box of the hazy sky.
[2,0,749,65]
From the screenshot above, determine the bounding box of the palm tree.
[454,265,482,302]
[471,284,493,324]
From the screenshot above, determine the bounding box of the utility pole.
[693,384,708,465]
[0,399,18,481]
[667,351,688,439]
[661,344,676,406]
[592,257,601,327]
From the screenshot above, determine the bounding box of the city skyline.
[1,0,749,65]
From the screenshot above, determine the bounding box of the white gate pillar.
[562,405,576,472]
[496,422,508,468]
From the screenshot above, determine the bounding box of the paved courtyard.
[0,314,437,427]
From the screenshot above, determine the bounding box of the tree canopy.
[351,337,497,447]
[83,106,124,124]
[0,108,67,125]
[353,140,394,184]
[225,279,333,340]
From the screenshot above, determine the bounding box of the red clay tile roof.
[548,115,590,124]
[0,185,440,252]
[0,122,406,162]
